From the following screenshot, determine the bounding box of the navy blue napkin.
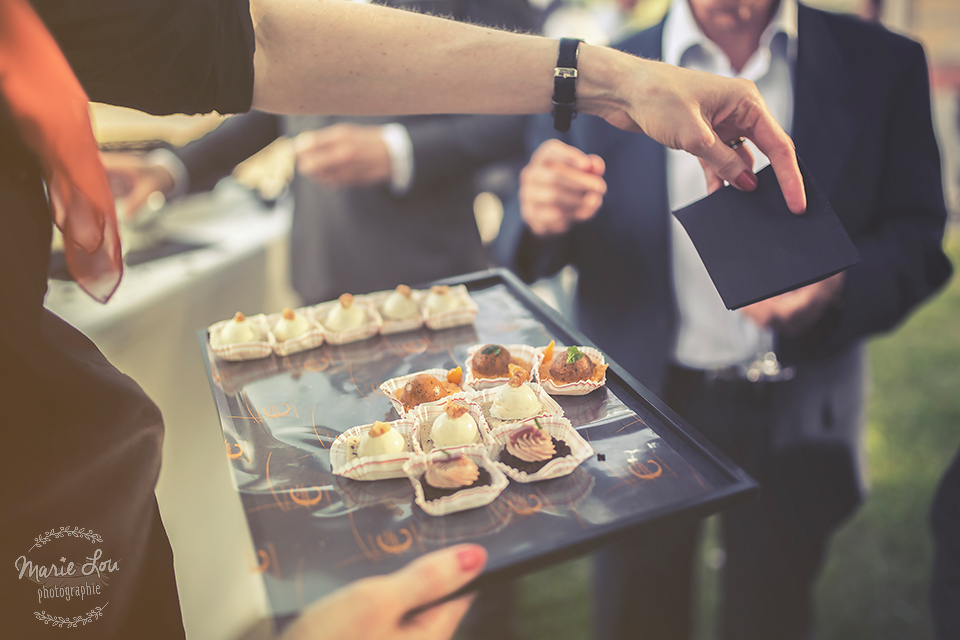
[673,160,859,310]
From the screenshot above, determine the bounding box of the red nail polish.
[734,171,758,191]
[457,547,484,572]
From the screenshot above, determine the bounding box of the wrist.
[574,44,632,119]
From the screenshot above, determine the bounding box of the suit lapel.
[600,26,669,234]
[792,4,859,200]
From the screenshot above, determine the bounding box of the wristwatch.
[552,38,582,132]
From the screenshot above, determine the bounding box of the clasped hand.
[294,123,392,187]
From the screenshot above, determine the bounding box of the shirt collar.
[663,0,797,73]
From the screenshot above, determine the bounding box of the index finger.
[748,112,806,214]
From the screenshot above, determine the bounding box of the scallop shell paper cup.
[423,285,479,330]
[208,314,275,361]
[475,383,563,431]
[403,446,508,516]
[368,289,426,335]
[310,298,382,345]
[410,398,491,454]
[534,345,608,396]
[380,368,472,418]
[330,420,416,481]
[464,343,538,390]
[489,416,595,483]
[267,309,325,356]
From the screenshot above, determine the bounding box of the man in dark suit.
[107,0,533,305]
[494,0,952,638]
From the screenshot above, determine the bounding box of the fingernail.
[456,546,484,572]
[734,171,758,191]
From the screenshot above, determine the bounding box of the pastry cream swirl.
[506,427,555,462]
[424,456,480,489]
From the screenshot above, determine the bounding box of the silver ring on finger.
[726,136,746,150]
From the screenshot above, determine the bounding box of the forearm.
[249,0,805,211]
[250,0,625,118]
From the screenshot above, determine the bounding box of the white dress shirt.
[664,0,797,369]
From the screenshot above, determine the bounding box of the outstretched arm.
[250,0,805,213]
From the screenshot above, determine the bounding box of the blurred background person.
[535,0,670,44]
[495,0,952,638]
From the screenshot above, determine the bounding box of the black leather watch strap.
[552,38,582,132]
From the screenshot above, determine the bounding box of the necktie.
[0,0,122,303]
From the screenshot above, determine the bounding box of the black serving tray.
[198,268,757,629]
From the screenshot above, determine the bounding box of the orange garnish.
[282,308,296,321]
[507,363,529,380]
[234,311,246,323]
[446,366,463,385]
[542,340,555,363]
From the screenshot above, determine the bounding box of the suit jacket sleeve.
[175,111,282,194]
[784,41,952,360]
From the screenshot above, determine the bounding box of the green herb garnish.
[533,417,544,430]
[481,345,503,356]
[566,346,585,365]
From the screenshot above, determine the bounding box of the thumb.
[589,154,605,176]
[389,544,487,614]
[696,132,758,193]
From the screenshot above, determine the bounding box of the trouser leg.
[930,446,960,640]
[719,479,827,640]
[664,365,827,640]
[593,516,700,640]
[459,583,517,640]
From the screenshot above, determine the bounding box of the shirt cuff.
[379,123,414,195]
[144,148,189,198]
